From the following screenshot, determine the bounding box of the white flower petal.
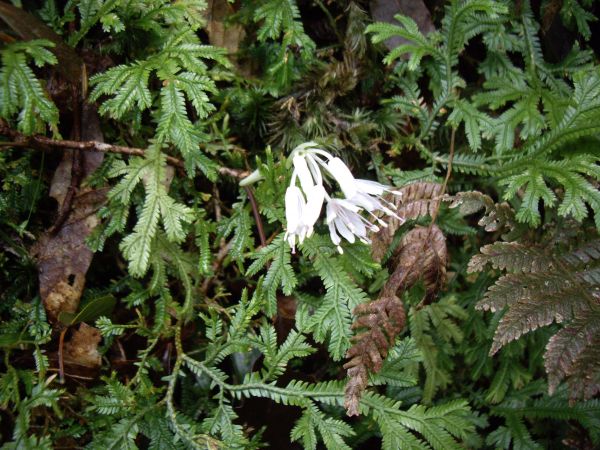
[298,225,308,244]
[336,198,361,213]
[348,192,379,212]
[354,179,388,195]
[285,186,305,233]
[304,184,325,228]
[305,154,323,187]
[345,212,367,238]
[326,200,337,223]
[328,221,341,246]
[293,154,315,193]
[285,142,402,253]
[327,157,357,198]
[286,232,297,253]
[334,217,356,243]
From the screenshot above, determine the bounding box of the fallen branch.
[0,121,250,179]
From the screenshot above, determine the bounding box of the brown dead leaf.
[33,105,107,322]
[370,0,435,52]
[62,322,102,368]
[277,295,297,320]
[275,294,297,343]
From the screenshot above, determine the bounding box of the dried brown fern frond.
[470,238,600,401]
[372,182,444,262]
[344,225,448,415]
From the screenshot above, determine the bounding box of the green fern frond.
[383,76,430,125]
[155,79,215,178]
[89,30,224,178]
[409,297,467,402]
[90,62,153,119]
[521,70,600,159]
[369,337,421,387]
[367,15,440,70]
[291,404,354,450]
[300,235,368,360]
[366,395,474,450]
[487,412,541,450]
[152,233,196,313]
[195,215,213,276]
[492,390,600,443]
[246,233,296,315]
[253,0,315,91]
[228,377,474,450]
[255,0,301,41]
[441,1,506,55]
[447,99,492,151]
[201,400,249,449]
[561,0,597,40]
[252,324,314,380]
[140,409,186,450]
[87,416,141,450]
[444,152,491,176]
[218,200,254,264]
[113,146,193,277]
[0,40,59,134]
[500,154,600,228]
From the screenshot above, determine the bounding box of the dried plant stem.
[430,127,456,225]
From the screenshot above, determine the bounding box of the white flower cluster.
[284,142,401,253]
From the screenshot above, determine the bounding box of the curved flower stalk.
[284,142,402,253]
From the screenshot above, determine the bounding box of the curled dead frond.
[344,225,448,415]
[450,190,515,234]
[343,295,405,416]
[385,225,448,300]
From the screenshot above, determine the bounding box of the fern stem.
[431,127,455,225]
